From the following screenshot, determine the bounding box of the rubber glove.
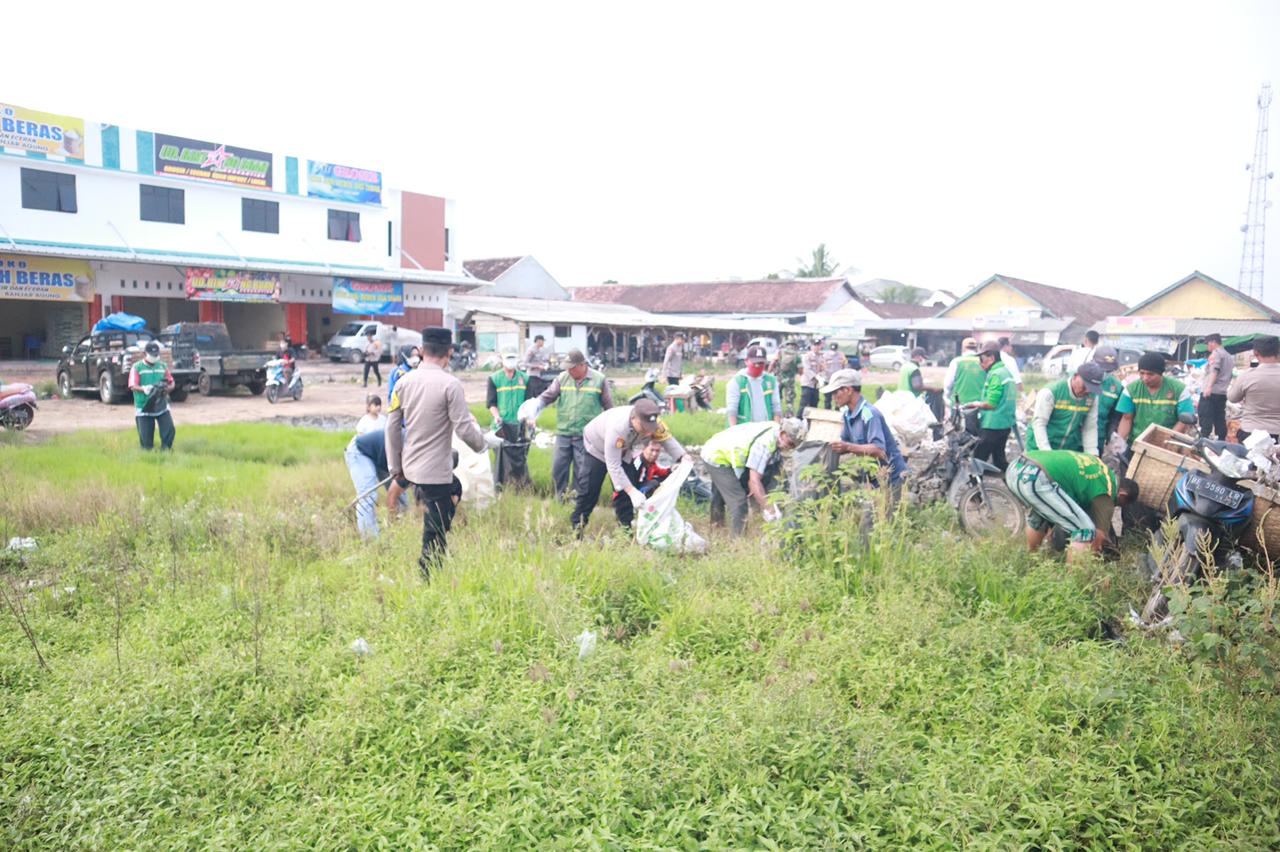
[628,489,646,509]
[483,432,504,449]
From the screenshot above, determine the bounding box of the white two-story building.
[0,101,470,358]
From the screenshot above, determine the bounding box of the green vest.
[131,360,169,412]
[899,361,922,396]
[734,372,777,423]
[490,369,527,424]
[1026,378,1091,452]
[1024,450,1116,507]
[951,354,986,405]
[1096,373,1123,436]
[703,421,778,472]
[555,369,607,437]
[1125,376,1186,442]
[979,362,1017,430]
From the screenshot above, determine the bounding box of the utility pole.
[1239,83,1273,301]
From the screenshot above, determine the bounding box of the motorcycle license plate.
[1185,473,1245,509]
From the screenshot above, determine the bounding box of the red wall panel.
[400,192,446,271]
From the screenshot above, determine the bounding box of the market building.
[0,101,469,359]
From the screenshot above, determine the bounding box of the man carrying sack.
[487,353,530,487]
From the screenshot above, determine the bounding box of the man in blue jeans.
[344,427,410,538]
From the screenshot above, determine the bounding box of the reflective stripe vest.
[131,360,168,412]
[1125,376,1186,439]
[735,372,777,422]
[1097,373,1123,435]
[490,369,527,424]
[1027,378,1091,452]
[703,421,778,472]
[555,369,607,437]
[951,354,986,405]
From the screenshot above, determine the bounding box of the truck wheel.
[169,386,189,403]
[197,372,212,396]
[348,350,362,364]
[247,380,266,396]
[98,371,120,404]
[58,371,74,398]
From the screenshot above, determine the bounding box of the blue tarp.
[92,312,147,333]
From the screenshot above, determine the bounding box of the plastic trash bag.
[91,312,147,333]
[574,629,597,659]
[635,458,707,553]
[873,390,938,448]
[452,435,496,509]
[517,397,541,424]
[6,537,37,551]
[350,637,372,656]
[789,440,842,502]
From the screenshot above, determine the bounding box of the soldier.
[772,340,801,416]
[386,327,499,577]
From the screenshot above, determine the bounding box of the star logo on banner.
[201,144,230,170]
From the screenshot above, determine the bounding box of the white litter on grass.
[6,537,37,551]
[350,637,372,656]
[574,630,597,660]
[376,574,394,585]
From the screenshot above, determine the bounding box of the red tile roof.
[463,257,523,282]
[570,277,850,313]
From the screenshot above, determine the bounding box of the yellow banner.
[0,255,95,301]
[0,103,85,160]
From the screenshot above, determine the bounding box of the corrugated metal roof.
[3,239,470,286]
[1089,318,1280,337]
[452,294,799,333]
[570,277,850,313]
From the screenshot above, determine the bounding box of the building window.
[387,221,393,257]
[139,184,184,224]
[444,227,450,261]
[554,325,571,338]
[21,168,77,213]
[242,198,279,233]
[328,209,361,242]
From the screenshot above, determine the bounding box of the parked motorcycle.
[629,369,665,407]
[0,383,38,431]
[264,358,303,404]
[450,342,476,372]
[909,400,1026,536]
[1139,436,1256,624]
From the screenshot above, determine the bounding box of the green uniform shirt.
[1026,378,1092,453]
[1023,449,1117,530]
[1096,373,1123,437]
[899,361,922,396]
[1115,376,1194,445]
[951,354,986,405]
[554,369,607,437]
[130,360,170,414]
[979,362,1017,430]
[489,369,527,424]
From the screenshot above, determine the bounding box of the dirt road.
[5,358,932,437]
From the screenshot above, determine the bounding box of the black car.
[158,322,275,396]
[55,329,193,405]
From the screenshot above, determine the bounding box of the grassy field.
[2,423,1280,848]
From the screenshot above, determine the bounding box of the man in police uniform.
[800,337,827,413]
[387,326,500,577]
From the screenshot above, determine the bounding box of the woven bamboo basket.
[803,407,845,443]
[1244,484,1280,558]
[1124,424,1207,510]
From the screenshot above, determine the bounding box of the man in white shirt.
[1065,330,1099,374]
[999,337,1023,393]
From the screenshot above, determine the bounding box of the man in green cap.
[1116,351,1194,445]
[1091,345,1125,444]
[528,348,614,498]
[1027,361,1103,455]
[963,341,1017,471]
[1005,449,1139,563]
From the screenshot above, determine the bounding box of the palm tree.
[877,283,928,305]
[792,244,839,278]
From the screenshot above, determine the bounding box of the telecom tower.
[1239,83,1273,301]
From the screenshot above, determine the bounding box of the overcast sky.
[9,1,1280,306]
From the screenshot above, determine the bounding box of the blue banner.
[333,278,404,316]
[308,161,382,204]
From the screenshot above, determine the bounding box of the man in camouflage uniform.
[772,340,801,416]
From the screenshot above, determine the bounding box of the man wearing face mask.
[127,340,176,451]
[726,345,782,426]
[487,352,530,486]
[387,344,421,399]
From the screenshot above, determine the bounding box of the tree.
[792,244,839,278]
[763,272,780,280]
[877,283,928,305]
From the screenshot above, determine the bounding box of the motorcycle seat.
[1204,440,1247,458]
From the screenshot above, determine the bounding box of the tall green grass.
[1,425,1278,848]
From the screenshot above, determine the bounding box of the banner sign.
[185,268,280,302]
[156,133,273,189]
[308,161,382,204]
[0,104,84,160]
[0,255,94,301]
[332,278,404,315]
[1104,315,1176,335]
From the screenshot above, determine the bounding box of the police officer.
[800,338,826,413]
[386,327,500,577]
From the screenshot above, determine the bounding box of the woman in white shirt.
[355,394,386,435]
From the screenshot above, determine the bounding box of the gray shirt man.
[524,343,550,377]
[1206,347,1234,396]
[583,405,686,491]
[1229,363,1280,435]
[386,363,485,485]
[661,341,684,379]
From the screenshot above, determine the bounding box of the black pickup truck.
[55,329,197,404]
[158,322,275,396]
